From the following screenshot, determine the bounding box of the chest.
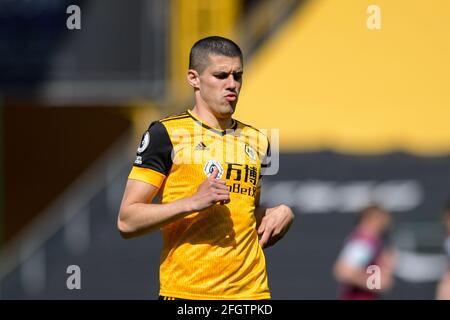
[170,132,262,192]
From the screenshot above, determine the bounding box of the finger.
[220,199,231,205]
[209,167,219,180]
[215,194,230,203]
[215,189,230,196]
[218,198,231,205]
[213,182,229,191]
[265,233,281,249]
[259,228,273,249]
[258,219,267,235]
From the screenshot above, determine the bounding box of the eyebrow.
[213,70,243,75]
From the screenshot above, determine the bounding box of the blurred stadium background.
[1,0,450,299]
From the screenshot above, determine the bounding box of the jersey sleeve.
[128,121,173,188]
[339,239,375,269]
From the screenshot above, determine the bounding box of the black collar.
[187,110,237,136]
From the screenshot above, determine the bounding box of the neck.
[191,104,233,130]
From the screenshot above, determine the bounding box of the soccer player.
[333,205,395,300]
[117,36,294,300]
[436,200,450,300]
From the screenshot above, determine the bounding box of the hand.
[188,167,230,212]
[258,204,294,249]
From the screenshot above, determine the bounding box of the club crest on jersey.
[203,160,224,179]
[137,131,150,154]
[245,144,257,161]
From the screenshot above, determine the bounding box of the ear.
[187,69,200,89]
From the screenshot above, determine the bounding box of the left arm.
[254,191,294,249]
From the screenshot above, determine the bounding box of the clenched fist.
[188,167,231,212]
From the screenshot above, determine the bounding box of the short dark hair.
[189,36,243,74]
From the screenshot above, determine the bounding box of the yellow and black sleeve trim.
[132,121,173,185]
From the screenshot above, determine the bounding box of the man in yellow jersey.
[117,36,294,300]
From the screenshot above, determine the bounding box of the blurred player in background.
[333,204,396,300]
[436,200,450,300]
[117,36,294,300]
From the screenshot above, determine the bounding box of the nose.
[226,74,237,90]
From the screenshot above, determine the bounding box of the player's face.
[197,54,243,118]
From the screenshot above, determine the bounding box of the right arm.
[117,167,230,239]
[333,259,376,290]
[118,121,229,238]
[436,270,450,300]
[333,241,394,292]
[333,260,394,292]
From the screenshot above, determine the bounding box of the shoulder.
[145,111,192,135]
[159,111,190,123]
[234,119,265,136]
[154,111,193,132]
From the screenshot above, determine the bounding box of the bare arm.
[436,270,450,300]
[333,260,374,290]
[333,250,394,292]
[118,167,230,239]
[117,179,192,238]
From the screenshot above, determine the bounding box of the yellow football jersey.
[128,110,271,300]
